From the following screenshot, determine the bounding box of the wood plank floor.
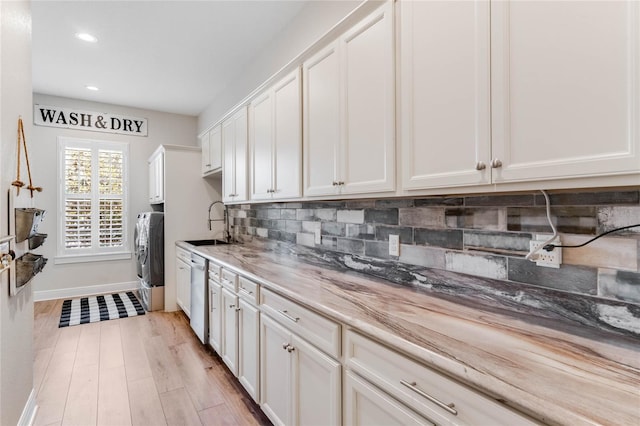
[33,299,271,426]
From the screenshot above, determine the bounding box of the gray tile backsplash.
[230,189,640,305]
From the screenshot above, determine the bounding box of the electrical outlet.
[389,234,400,256]
[528,235,562,268]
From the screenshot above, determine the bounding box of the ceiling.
[32,1,308,116]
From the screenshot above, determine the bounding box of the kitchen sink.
[184,239,229,246]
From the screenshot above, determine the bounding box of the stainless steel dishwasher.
[190,253,208,344]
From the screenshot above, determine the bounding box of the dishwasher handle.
[190,260,205,271]
[191,256,207,271]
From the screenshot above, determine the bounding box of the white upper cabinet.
[401,0,640,192]
[201,124,222,176]
[303,43,340,197]
[400,0,491,190]
[491,0,640,183]
[249,69,302,201]
[303,1,395,197]
[222,107,248,203]
[148,149,164,204]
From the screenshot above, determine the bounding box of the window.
[57,137,130,263]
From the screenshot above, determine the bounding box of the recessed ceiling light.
[85,85,99,91]
[75,33,98,43]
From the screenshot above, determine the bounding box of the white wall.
[31,93,200,299]
[0,1,36,424]
[198,0,362,133]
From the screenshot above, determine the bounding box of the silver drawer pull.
[279,309,299,323]
[400,380,458,416]
[239,287,253,296]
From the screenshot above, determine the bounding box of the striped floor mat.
[59,291,145,328]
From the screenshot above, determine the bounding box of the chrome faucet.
[208,201,231,242]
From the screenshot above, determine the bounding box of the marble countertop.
[180,239,640,426]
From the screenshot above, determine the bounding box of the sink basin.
[184,239,229,246]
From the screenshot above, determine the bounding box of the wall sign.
[34,104,148,137]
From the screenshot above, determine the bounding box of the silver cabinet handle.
[239,288,253,296]
[235,307,241,312]
[475,161,486,171]
[400,380,457,416]
[281,343,295,352]
[279,309,299,323]
[229,304,235,309]
[491,158,502,168]
[338,181,345,186]
[332,181,337,186]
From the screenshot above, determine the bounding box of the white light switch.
[389,234,400,256]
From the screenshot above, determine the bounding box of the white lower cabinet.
[238,298,260,401]
[344,330,538,426]
[293,333,341,426]
[260,314,292,426]
[260,314,341,426]
[221,287,239,376]
[202,261,537,426]
[344,371,434,426]
[175,249,191,318]
[208,279,222,353]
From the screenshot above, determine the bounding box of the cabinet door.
[273,68,302,199]
[222,116,236,202]
[341,1,395,194]
[303,42,340,197]
[155,152,164,203]
[148,152,164,204]
[201,131,212,174]
[221,288,239,376]
[175,258,190,317]
[209,280,222,353]
[238,299,260,402]
[400,0,491,190]
[491,0,640,183]
[209,124,222,172]
[148,156,156,203]
[260,314,292,426]
[292,334,341,426]
[250,91,274,200]
[344,371,435,426]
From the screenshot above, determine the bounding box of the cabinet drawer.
[238,276,259,305]
[176,246,191,264]
[221,269,238,292]
[345,331,538,426]
[260,287,340,359]
[208,262,221,282]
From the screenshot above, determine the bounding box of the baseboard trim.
[17,388,37,426]
[34,281,138,302]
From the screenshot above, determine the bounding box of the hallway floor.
[33,299,270,426]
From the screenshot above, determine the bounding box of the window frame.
[56,136,131,264]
